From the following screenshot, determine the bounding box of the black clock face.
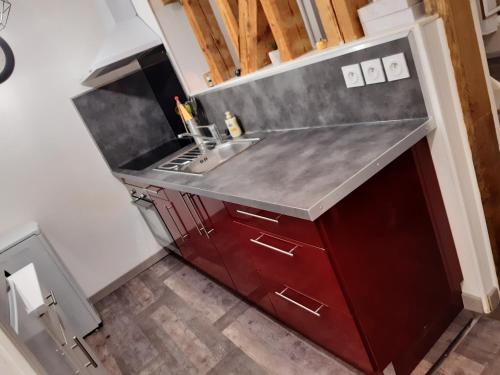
[0,37,14,83]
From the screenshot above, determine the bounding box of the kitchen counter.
[114,117,434,221]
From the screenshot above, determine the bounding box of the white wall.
[0,0,161,297]
[413,19,499,312]
[146,0,212,94]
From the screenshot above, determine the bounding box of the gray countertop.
[114,118,434,221]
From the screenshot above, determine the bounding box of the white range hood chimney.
[82,0,162,84]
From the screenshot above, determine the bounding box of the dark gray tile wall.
[73,71,174,169]
[196,37,427,133]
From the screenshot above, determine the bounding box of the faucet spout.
[178,124,223,145]
[178,133,214,141]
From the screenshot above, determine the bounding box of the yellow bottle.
[225,111,242,138]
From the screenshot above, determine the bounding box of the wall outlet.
[382,53,410,81]
[360,58,386,85]
[341,64,365,88]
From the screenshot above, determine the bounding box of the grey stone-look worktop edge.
[113,118,434,221]
[307,119,435,220]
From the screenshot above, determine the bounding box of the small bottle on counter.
[224,111,242,138]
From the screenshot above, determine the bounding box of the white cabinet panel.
[0,233,101,336]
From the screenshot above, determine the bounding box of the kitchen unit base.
[122,139,463,375]
[315,139,463,373]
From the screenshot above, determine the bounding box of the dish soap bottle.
[224,111,242,138]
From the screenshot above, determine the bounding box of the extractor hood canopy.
[82,0,162,84]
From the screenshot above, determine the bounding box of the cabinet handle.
[191,195,215,238]
[250,234,297,257]
[46,290,58,306]
[163,201,189,241]
[187,194,213,239]
[180,193,204,236]
[71,336,98,368]
[236,209,281,223]
[168,201,190,239]
[275,287,325,317]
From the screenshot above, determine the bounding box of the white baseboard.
[462,287,500,313]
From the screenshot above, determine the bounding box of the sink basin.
[154,138,260,175]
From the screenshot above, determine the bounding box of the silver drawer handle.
[46,290,58,306]
[236,209,280,223]
[250,234,297,257]
[275,287,325,317]
[180,193,204,236]
[189,194,215,239]
[71,336,98,368]
[164,201,189,241]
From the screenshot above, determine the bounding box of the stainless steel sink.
[154,138,260,175]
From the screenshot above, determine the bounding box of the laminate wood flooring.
[85,255,496,375]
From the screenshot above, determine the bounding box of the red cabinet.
[225,202,323,248]
[232,221,373,371]
[150,194,189,245]
[195,195,276,314]
[150,189,234,289]
[232,222,346,311]
[130,140,463,375]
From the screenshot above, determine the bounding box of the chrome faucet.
[178,124,223,145]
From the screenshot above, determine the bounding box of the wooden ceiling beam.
[259,0,311,61]
[330,0,367,42]
[239,0,276,75]
[182,0,235,83]
[214,0,240,55]
[315,0,343,47]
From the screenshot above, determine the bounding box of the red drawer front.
[144,185,170,200]
[224,202,324,248]
[234,222,346,310]
[269,284,372,373]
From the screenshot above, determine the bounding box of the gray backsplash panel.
[196,37,427,133]
[73,70,174,169]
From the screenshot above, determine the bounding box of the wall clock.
[0,37,14,83]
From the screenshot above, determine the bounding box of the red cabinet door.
[197,195,275,314]
[232,221,372,372]
[150,195,189,246]
[160,189,234,289]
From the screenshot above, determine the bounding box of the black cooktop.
[119,138,193,171]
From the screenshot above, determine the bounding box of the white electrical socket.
[360,58,386,85]
[341,64,365,88]
[382,53,410,81]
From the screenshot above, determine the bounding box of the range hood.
[82,0,162,84]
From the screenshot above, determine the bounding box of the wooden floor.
[85,254,500,374]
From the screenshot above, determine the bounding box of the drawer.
[143,185,170,200]
[234,222,346,311]
[224,202,324,248]
[269,284,372,373]
[123,183,170,201]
